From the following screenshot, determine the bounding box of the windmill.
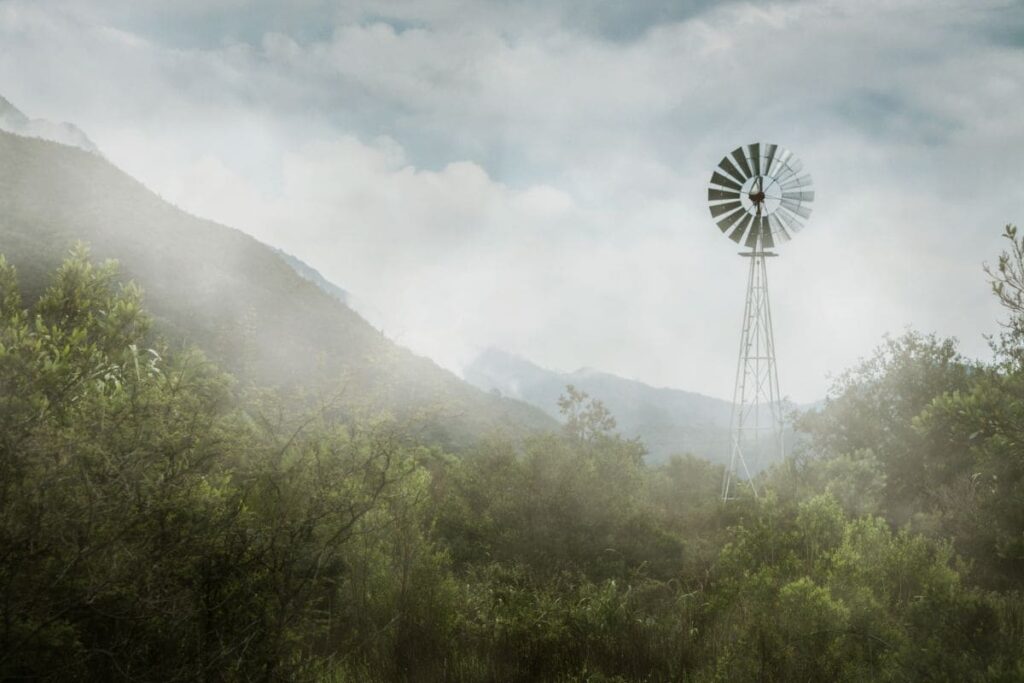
[707,143,814,501]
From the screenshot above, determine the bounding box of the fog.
[1,0,1021,402]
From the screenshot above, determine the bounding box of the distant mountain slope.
[0,129,555,448]
[466,348,793,467]
[275,247,350,306]
[0,96,99,155]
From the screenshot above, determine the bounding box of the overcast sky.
[1,0,1022,402]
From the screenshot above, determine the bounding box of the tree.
[0,249,415,680]
[796,331,976,524]
[558,384,617,443]
[985,224,1024,370]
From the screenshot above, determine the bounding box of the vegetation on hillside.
[0,130,555,454]
[3,228,1024,681]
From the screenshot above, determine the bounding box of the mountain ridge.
[0,95,100,155]
[465,347,737,464]
[274,247,351,306]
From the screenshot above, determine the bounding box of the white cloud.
[0,0,1020,401]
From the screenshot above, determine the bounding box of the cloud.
[0,0,1020,401]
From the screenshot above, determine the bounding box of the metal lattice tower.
[721,233,783,500]
[705,143,814,501]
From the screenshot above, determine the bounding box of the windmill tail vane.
[707,143,814,501]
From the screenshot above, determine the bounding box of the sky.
[1,0,1022,402]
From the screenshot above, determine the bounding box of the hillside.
[0,129,555,447]
[275,247,351,306]
[465,347,797,466]
[0,95,99,154]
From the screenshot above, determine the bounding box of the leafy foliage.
[5,231,1024,680]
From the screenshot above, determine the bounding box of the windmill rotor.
[707,143,814,249]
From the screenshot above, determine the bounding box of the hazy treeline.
[2,232,1024,681]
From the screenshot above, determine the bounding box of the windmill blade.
[710,171,742,191]
[708,188,740,202]
[731,147,753,179]
[744,218,761,248]
[776,163,805,183]
[769,213,791,242]
[749,143,761,176]
[710,200,742,218]
[763,144,778,176]
[776,158,804,181]
[781,174,813,190]
[782,190,815,202]
[716,206,747,233]
[718,156,747,184]
[760,217,775,249]
[729,213,753,243]
[777,208,804,233]
[781,199,812,219]
[773,166,795,184]
[772,148,792,174]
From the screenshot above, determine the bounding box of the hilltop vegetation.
[3,227,1024,680]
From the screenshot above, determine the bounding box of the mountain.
[0,126,555,449]
[0,95,100,155]
[275,248,350,306]
[465,348,796,467]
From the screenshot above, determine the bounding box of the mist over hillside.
[274,247,351,306]
[0,98,804,470]
[0,95,99,155]
[0,94,814,471]
[466,347,801,466]
[0,126,555,449]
